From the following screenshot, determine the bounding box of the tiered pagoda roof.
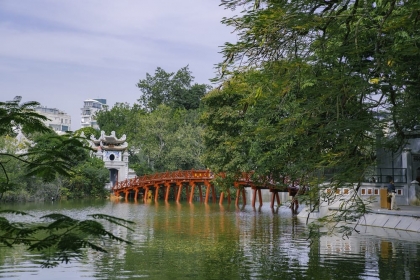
[90,131,128,151]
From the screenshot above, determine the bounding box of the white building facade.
[80,99,107,129]
[34,106,71,133]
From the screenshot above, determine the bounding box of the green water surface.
[0,200,419,280]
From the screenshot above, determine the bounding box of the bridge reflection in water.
[112,169,287,208]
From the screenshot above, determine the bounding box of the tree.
[95,66,208,176]
[62,157,110,199]
[0,97,132,267]
[28,132,110,199]
[205,0,420,238]
[0,135,30,200]
[130,105,205,174]
[137,66,211,111]
[163,109,205,171]
[26,132,90,182]
[200,74,250,175]
[95,102,142,137]
[218,1,420,139]
[0,96,50,137]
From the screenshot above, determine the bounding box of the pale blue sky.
[0,0,236,129]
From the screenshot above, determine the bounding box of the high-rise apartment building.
[80,99,107,129]
[34,106,71,133]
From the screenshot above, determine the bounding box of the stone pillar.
[402,148,412,183]
[123,151,129,181]
[409,180,420,205]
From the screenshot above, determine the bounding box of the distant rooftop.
[34,106,67,115]
[94,98,106,105]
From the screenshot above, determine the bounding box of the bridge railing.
[112,169,282,192]
[112,170,213,191]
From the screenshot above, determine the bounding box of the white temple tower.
[90,131,131,187]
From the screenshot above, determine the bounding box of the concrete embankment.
[298,205,420,233]
[358,207,420,232]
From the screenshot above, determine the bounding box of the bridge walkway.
[112,169,287,208]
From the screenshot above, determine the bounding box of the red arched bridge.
[112,169,288,208]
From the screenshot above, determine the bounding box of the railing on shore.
[318,167,408,184]
[368,168,407,183]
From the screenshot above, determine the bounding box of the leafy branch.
[0,211,133,268]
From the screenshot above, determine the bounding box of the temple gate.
[90,131,133,188]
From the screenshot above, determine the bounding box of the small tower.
[90,131,130,187]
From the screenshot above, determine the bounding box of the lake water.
[1,200,420,280]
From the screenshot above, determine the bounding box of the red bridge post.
[164,182,170,202]
[176,182,182,202]
[154,183,160,202]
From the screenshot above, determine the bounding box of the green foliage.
[130,105,205,174]
[0,96,134,266]
[0,96,51,137]
[0,136,30,199]
[218,0,420,145]
[25,132,90,182]
[63,157,110,199]
[137,66,211,111]
[0,97,66,198]
[94,66,208,175]
[0,211,133,268]
[201,0,420,239]
[200,75,250,177]
[1,99,109,200]
[95,102,142,137]
[0,98,93,186]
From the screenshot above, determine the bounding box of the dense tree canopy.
[137,66,211,111]
[218,0,420,140]
[200,0,420,237]
[95,66,208,175]
[130,105,205,174]
[95,102,142,138]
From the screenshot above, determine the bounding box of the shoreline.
[298,205,420,232]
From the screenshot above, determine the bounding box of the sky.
[0,0,237,130]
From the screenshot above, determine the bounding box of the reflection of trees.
[89,203,243,279]
[306,234,367,279]
[238,212,310,279]
[88,203,310,279]
[0,245,26,272]
[378,241,419,280]
[85,203,420,279]
[307,235,420,279]
[3,201,420,279]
